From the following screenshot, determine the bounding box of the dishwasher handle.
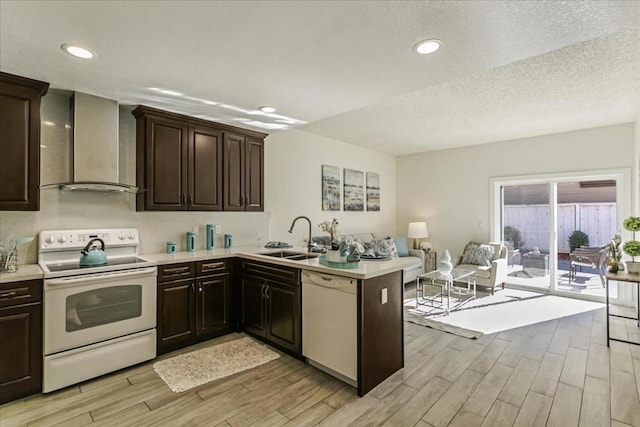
[302,270,356,293]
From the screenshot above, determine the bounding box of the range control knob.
[45,234,55,244]
[128,232,136,240]
[118,233,126,241]
[57,235,66,243]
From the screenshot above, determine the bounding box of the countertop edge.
[146,247,416,280]
[0,264,44,283]
[9,247,415,282]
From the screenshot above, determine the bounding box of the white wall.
[265,129,396,244]
[635,110,640,215]
[396,123,636,260]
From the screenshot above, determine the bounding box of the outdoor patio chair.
[568,244,608,287]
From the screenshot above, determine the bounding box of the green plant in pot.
[568,230,589,253]
[623,216,640,274]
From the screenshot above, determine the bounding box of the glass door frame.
[490,168,631,303]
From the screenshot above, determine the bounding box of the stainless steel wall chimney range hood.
[41,92,139,193]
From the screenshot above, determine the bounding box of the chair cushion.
[457,264,492,279]
[461,242,495,267]
[393,237,410,257]
[403,257,422,270]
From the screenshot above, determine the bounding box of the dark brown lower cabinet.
[266,282,299,352]
[196,274,231,336]
[240,261,301,355]
[157,260,231,354]
[0,280,42,404]
[158,278,196,352]
[240,276,266,337]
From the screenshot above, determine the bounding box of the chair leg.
[502,282,505,290]
[568,265,573,285]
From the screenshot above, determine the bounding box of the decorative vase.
[326,249,347,263]
[627,261,640,274]
[607,257,619,273]
[438,249,453,274]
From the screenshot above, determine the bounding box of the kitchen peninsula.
[147,246,415,396]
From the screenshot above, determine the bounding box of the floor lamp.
[408,222,429,250]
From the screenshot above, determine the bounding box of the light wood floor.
[2,307,640,426]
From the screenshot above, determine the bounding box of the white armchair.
[455,241,507,294]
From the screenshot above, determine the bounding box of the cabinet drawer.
[196,260,228,277]
[158,263,195,282]
[241,260,300,286]
[0,280,42,308]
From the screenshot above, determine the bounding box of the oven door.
[44,267,157,355]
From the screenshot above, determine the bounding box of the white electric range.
[38,228,157,393]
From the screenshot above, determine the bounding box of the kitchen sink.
[258,251,320,261]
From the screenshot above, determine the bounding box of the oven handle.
[46,267,157,286]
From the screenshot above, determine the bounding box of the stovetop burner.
[46,257,149,272]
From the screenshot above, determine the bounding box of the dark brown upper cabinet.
[223,133,264,212]
[133,106,265,212]
[0,72,49,211]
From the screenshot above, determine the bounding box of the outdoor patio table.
[416,268,476,315]
[522,253,549,276]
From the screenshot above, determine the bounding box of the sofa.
[312,233,426,285]
[454,241,508,294]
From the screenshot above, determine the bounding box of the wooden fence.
[504,203,617,254]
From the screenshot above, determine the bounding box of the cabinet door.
[240,276,266,337]
[0,303,42,404]
[196,275,230,336]
[223,133,245,211]
[266,282,300,354]
[0,74,48,211]
[144,115,189,210]
[188,125,222,211]
[244,138,264,212]
[157,280,195,353]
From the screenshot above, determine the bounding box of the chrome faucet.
[288,216,313,253]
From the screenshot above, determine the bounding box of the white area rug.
[153,336,280,393]
[405,289,603,339]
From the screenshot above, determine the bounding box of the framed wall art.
[366,172,380,211]
[343,168,364,211]
[321,164,341,211]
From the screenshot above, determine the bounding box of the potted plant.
[504,225,525,250]
[623,216,640,274]
[318,218,344,262]
[568,230,589,253]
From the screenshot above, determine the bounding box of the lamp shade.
[407,222,429,239]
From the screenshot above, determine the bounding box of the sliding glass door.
[501,183,552,290]
[492,170,629,302]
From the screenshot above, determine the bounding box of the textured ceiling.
[302,28,640,155]
[1,1,639,154]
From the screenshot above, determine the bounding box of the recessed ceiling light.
[258,106,276,113]
[60,43,96,59]
[414,39,441,55]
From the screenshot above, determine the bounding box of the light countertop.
[145,245,416,280]
[0,264,44,283]
[5,247,416,283]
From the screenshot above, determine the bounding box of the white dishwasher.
[302,270,357,386]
